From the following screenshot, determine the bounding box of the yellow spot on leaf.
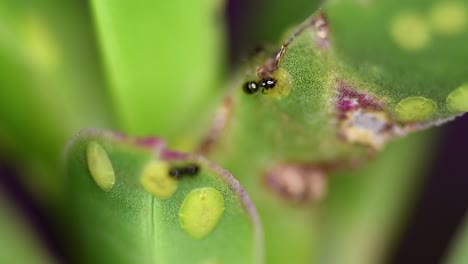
[395,97,437,122]
[430,1,467,36]
[86,141,115,192]
[390,12,431,51]
[447,83,468,112]
[262,67,292,99]
[179,187,225,239]
[141,160,178,199]
[21,13,61,73]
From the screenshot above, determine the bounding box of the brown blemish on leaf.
[339,109,400,149]
[257,56,280,80]
[311,11,329,49]
[334,81,450,149]
[334,80,406,149]
[263,164,328,203]
[197,96,233,154]
[257,11,329,79]
[282,10,329,49]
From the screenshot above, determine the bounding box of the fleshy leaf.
[0,191,53,264]
[444,215,468,264]
[211,1,467,170]
[90,0,224,142]
[65,129,262,264]
[202,1,467,262]
[315,130,435,264]
[0,0,112,202]
[324,0,468,120]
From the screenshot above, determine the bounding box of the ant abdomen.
[243,78,277,94]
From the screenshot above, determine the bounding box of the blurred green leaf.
[0,0,112,202]
[91,0,225,143]
[316,130,435,264]
[0,191,53,264]
[444,214,468,264]
[66,129,263,263]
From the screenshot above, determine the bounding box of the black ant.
[243,81,260,94]
[168,164,200,179]
[243,78,277,94]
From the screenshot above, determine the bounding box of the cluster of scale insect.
[243,78,277,94]
[168,164,200,179]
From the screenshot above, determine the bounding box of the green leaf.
[0,0,112,202]
[204,2,461,262]
[91,0,225,142]
[324,0,468,120]
[215,1,467,172]
[0,191,53,264]
[65,129,263,264]
[444,215,468,264]
[315,130,435,264]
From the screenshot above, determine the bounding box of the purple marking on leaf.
[338,96,360,111]
[316,38,329,50]
[336,81,382,113]
[160,149,189,160]
[112,131,129,140]
[134,137,166,149]
[65,129,170,158]
[198,96,233,154]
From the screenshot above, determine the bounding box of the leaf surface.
[91,0,225,142]
[66,129,263,264]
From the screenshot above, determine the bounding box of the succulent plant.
[0,0,467,263]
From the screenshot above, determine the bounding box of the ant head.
[260,78,277,90]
